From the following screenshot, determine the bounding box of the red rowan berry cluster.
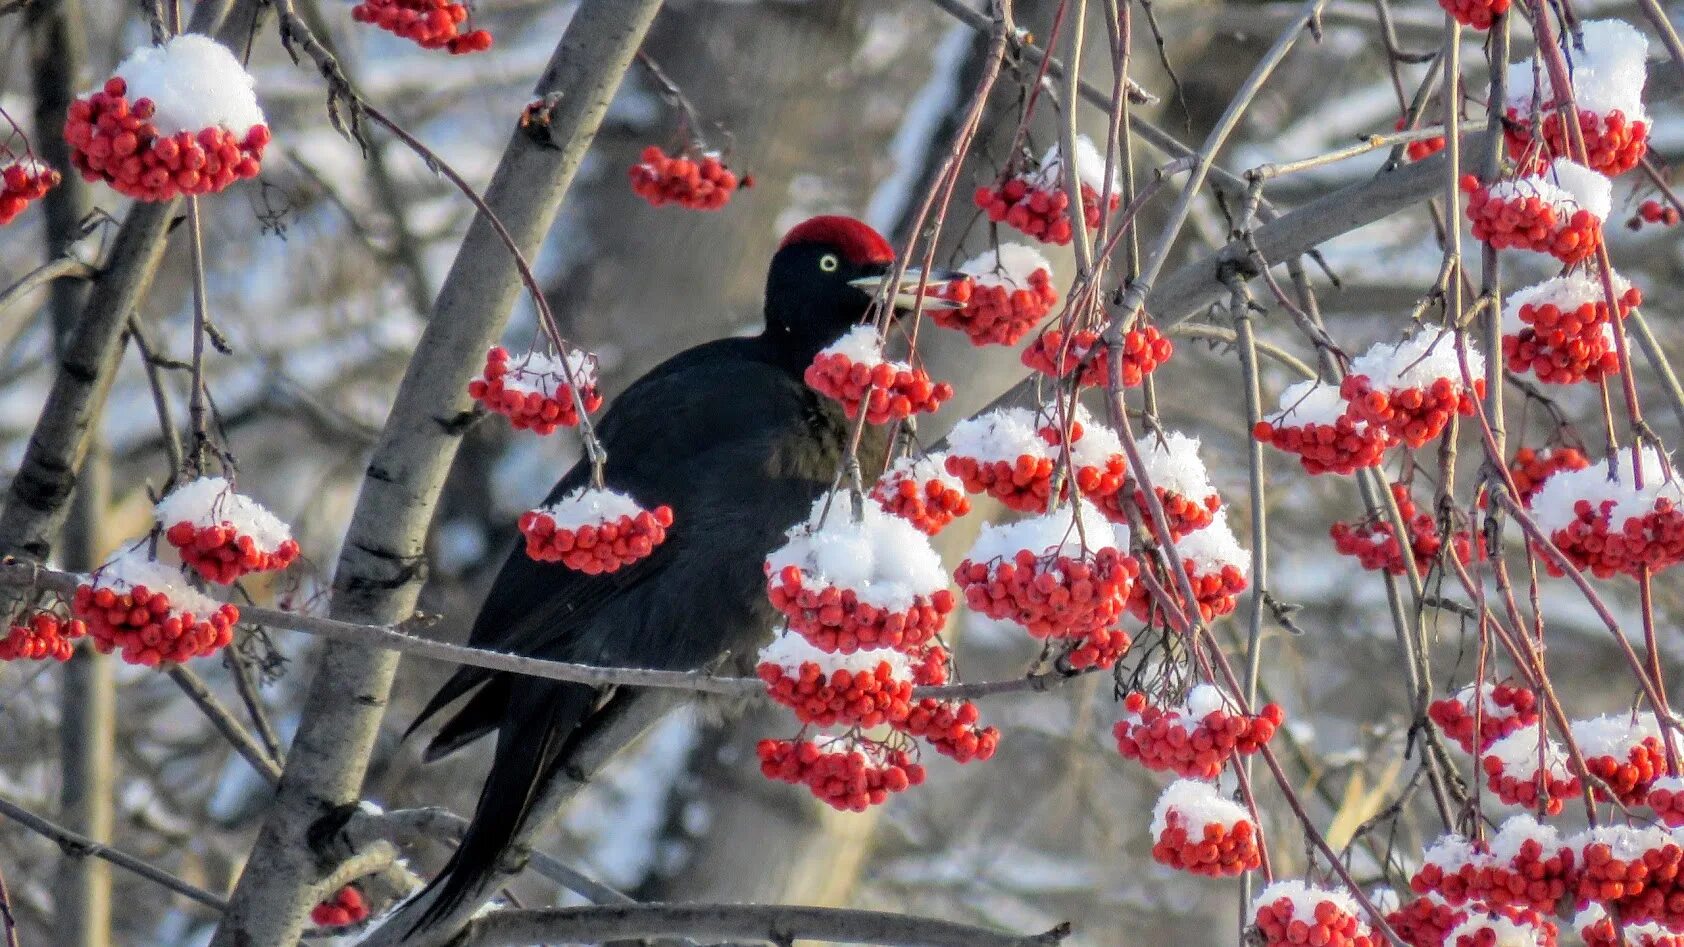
[350,0,492,54]
[1506,107,1648,178]
[1252,881,1375,947]
[1131,512,1250,622]
[1445,906,1559,947]
[1573,825,1684,928]
[1101,430,1221,536]
[0,610,85,662]
[929,245,1058,346]
[470,346,602,435]
[944,407,1058,513]
[1341,332,1484,449]
[1509,447,1590,504]
[72,550,239,666]
[1254,381,1391,476]
[1437,0,1507,30]
[1503,272,1641,386]
[0,159,59,225]
[1063,626,1132,670]
[1648,776,1684,827]
[897,697,1000,763]
[155,477,299,585]
[1395,117,1447,162]
[628,146,744,210]
[756,738,925,812]
[908,644,950,686]
[1480,726,1582,815]
[870,454,970,535]
[1330,483,1478,576]
[1411,835,1487,906]
[973,137,1120,246]
[956,505,1137,639]
[1504,22,1651,176]
[805,326,952,425]
[1572,713,1671,806]
[520,489,673,575]
[1416,817,1575,913]
[1577,905,1684,947]
[1149,779,1262,878]
[765,498,955,654]
[1428,680,1540,754]
[1386,896,1466,947]
[1113,686,1283,780]
[1462,160,1610,265]
[1630,199,1681,230]
[1020,325,1171,388]
[756,637,914,729]
[310,885,369,928]
[1526,446,1684,578]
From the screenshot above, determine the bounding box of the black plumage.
[403,216,908,930]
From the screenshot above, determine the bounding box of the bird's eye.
[818,254,840,273]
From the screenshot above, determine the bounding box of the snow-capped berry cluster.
[1504,21,1649,177]
[1428,680,1540,754]
[955,502,1137,639]
[765,497,954,653]
[1410,834,1487,906]
[1437,0,1507,30]
[0,158,59,225]
[756,738,925,812]
[1149,779,1263,877]
[469,346,602,434]
[1571,713,1670,805]
[1573,824,1684,926]
[973,137,1121,246]
[1386,895,1467,947]
[155,477,299,584]
[1396,117,1447,162]
[1254,381,1390,476]
[1577,904,1684,947]
[897,697,1000,763]
[350,0,492,54]
[1509,446,1590,504]
[1113,685,1283,779]
[1341,332,1485,448]
[1502,272,1641,386]
[870,453,970,535]
[310,885,369,928]
[1111,431,1221,536]
[1429,816,1574,913]
[930,245,1059,346]
[71,549,240,666]
[944,407,1058,512]
[1331,483,1478,576]
[1252,880,1374,947]
[0,610,86,662]
[1445,906,1559,947]
[1134,512,1250,622]
[1050,410,1129,511]
[1526,445,1684,578]
[756,634,913,729]
[65,37,269,201]
[1462,160,1611,265]
[1648,776,1684,826]
[1020,325,1172,388]
[519,488,673,575]
[1480,725,1582,815]
[805,326,952,425]
[627,146,744,210]
[1630,199,1681,230]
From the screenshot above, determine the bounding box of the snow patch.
[1150,778,1249,837]
[154,476,293,551]
[532,487,644,531]
[91,545,219,616]
[1135,430,1217,501]
[1267,380,1356,428]
[966,499,1123,565]
[1349,330,1483,391]
[1174,510,1250,577]
[109,35,266,136]
[758,632,912,678]
[959,243,1053,289]
[765,496,949,611]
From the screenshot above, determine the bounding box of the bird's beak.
[849,266,966,311]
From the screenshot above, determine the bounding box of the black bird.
[401,215,954,932]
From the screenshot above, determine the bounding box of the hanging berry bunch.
[1504,21,1649,177]
[1443,906,1559,947]
[1340,331,1485,449]
[955,500,1138,640]
[1411,817,1573,913]
[896,696,1000,763]
[944,407,1059,512]
[1569,712,1670,806]
[805,325,953,425]
[1251,881,1375,947]
[1107,430,1221,536]
[1629,198,1681,230]
[1502,271,1642,386]
[1526,445,1684,578]
[154,477,300,585]
[0,157,59,226]
[469,346,602,435]
[1148,779,1263,878]
[1437,0,1506,30]
[1479,724,1582,815]
[1113,685,1283,780]
[1254,380,1390,476]
[1508,446,1590,504]
[756,737,926,812]
[1410,834,1488,907]
[1044,407,1128,511]
[1647,776,1684,827]
[973,135,1121,246]
[1572,825,1684,928]
[1427,680,1540,754]
[929,244,1059,346]
[628,145,745,211]
[350,0,492,54]
[1020,324,1172,388]
[71,547,240,666]
[311,885,370,929]
[1577,904,1684,947]
[1462,159,1611,265]
[1395,116,1446,162]
[0,607,86,662]
[64,36,269,201]
[1132,511,1251,623]
[756,634,914,729]
[869,453,970,536]
[519,487,673,575]
[1385,895,1466,947]
[1330,482,1480,576]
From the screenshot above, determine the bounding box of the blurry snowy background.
[0,0,1681,944]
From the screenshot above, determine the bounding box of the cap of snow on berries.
[1481,723,1576,783]
[1134,430,1217,500]
[1032,135,1119,194]
[1528,444,1680,533]
[765,496,949,612]
[1503,270,1636,333]
[1489,158,1613,221]
[1149,778,1249,837]
[1252,880,1371,943]
[108,36,266,137]
[1445,908,1556,947]
[1507,20,1649,120]
[1267,380,1361,428]
[946,406,1055,463]
[757,632,913,681]
[496,348,599,400]
[532,488,643,531]
[1349,330,1483,392]
[155,477,294,552]
[1172,510,1250,577]
[966,498,1125,565]
[958,243,1054,289]
[88,546,221,617]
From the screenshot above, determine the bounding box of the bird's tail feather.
[407,682,599,935]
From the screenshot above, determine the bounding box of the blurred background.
[0,0,1680,943]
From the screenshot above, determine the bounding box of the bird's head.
[762,215,959,360]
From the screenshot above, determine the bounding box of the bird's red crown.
[778,215,895,266]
